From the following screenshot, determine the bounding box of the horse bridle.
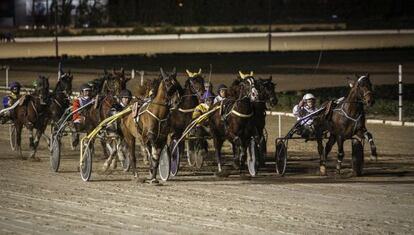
[187,77,204,99]
[355,76,373,105]
[238,77,259,102]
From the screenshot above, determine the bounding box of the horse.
[253,77,278,166]
[317,74,375,176]
[49,71,73,128]
[12,76,50,160]
[76,68,131,160]
[208,71,259,175]
[168,69,204,153]
[120,67,181,183]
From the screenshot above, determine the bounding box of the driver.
[72,83,93,126]
[71,84,93,147]
[192,90,215,120]
[3,81,22,108]
[118,89,132,108]
[0,81,22,124]
[292,93,318,139]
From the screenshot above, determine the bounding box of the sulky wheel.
[50,134,61,172]
[186,139,197,167]
[170,139,180,177]
[80,142,93,182]
[9,124,17,151]
[158,144,170,181]
[275,140,288,176]
[247,137,259,176]
[194,140,206,170]
[352,139,364,176]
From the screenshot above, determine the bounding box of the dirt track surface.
[0,117,413,234]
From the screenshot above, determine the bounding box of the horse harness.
[173,78,204,113]
[333,101,363,134]
[133,99,170,141]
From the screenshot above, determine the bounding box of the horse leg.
[231,136,242,170]
[28,129,35,150]
[239,139,248,175]
[15,122,25,160]
[29,129,43,161]
[102,140,117,172]
[147,143,161,184]
[362,131,377,161]
[316,138,326,172]
[125,136,138,178]
[100,139,110,160]
[336,136,345,175]
[213,137,224,173]
[321,135,336,176]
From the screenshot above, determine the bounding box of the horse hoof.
[320,165,327,176]
[29,157,41,162]
[110,160,117,170]
[147,178,159,185]
[232,161,240,170]
[214,171,229,178]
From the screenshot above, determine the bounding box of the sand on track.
[0,116,413,235]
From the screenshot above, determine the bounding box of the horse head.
[349,74,374,107]
[35,75,50,104]
[185,68,205,101]
[57,71,73,96]
[160,67,182,109]
[257,76,278,107]
[98,68,125,96]
[238,71,259,102]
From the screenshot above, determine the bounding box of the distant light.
[332,14,338,19]
[178,2,183,7]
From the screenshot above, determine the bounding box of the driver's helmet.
[217,84,228,93]
[9,81,21,91]
[303,93,316,101]
[80,83,92,93]
[119,89,132,98]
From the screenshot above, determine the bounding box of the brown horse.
[13,76,50,160]
[49,71,73,128]
[253,77,278,166]
[120,68,181,183]
[318,74,375,176]
[209,72,259,174]
[168,69,204,148]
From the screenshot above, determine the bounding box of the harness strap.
[178,108,195,113]
[135,101,169,141]
[231,109,254,118]
[30,100,38,117]
[333,103,362,133]
[53,98,62,108]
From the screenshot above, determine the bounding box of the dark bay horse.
[318,74,375,176]
[168,69,204,149]
[253,77,278,165]
[49,72,73,128]
[13,76,50,160]
[120,68,181,183]
[78,69,130,159]
[209,72,259,174]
